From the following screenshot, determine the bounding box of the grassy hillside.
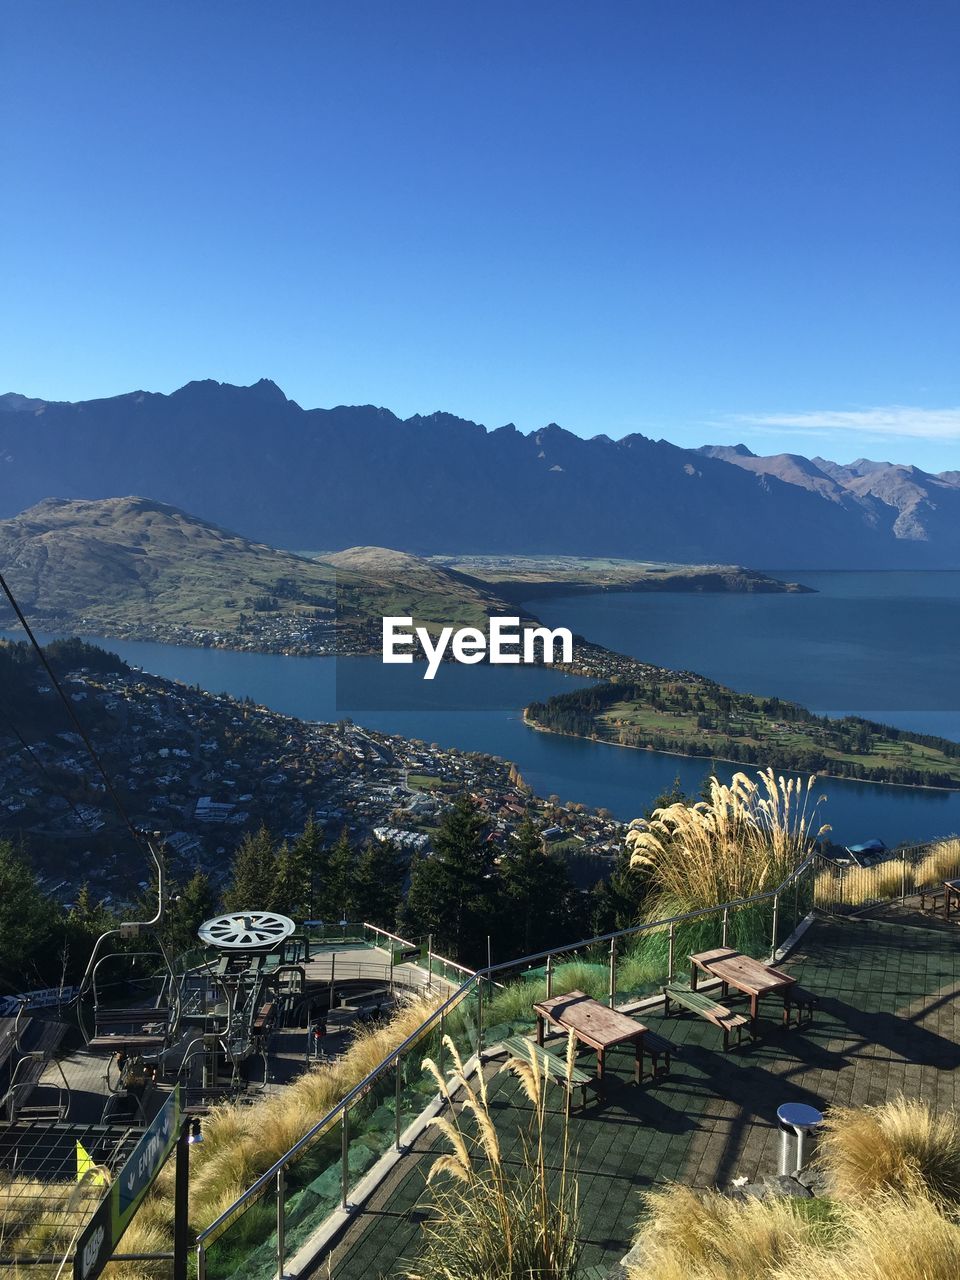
[526,677,960,788]
[324,545,526,636]
[0,499,526,652]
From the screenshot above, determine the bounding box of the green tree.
[0,840,65,990]
[354,838,406,929]
[325,828,358,922]
[500,820,581,957]
[289,816,329,919]
[162,868,218,958]
[223,826,279,912]
[402,794,496,965]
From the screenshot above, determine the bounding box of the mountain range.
[1,380,957,567]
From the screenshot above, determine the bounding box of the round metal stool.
[777,1102,823,1175]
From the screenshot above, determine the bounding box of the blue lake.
[14,569,960,848]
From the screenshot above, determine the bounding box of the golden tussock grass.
[626,1184,828,1280]
[184,992,440,1221]
[630,1101,960,1280]
[914,837,960,890]
[818,1096,960,1205]
[813,837,960,910]
[407,1032,581,1280]
[627,768,829,916]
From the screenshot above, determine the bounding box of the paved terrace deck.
[316,911,960,1279]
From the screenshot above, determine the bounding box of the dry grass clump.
[627,1184,826,1280]
[0,1174,106,1269]
[775,1193,960,1280]
[816,859,913,909]
[627,769,829,915]
[818,1097,960,1206]
[630,1100,960,1280]
[406,1032,581,1280]
[914,837,960,890]
[631,1189,960,1280]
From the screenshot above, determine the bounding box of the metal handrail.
[197,978,475,1246]
[196,851,818,1254]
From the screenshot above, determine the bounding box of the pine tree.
[325,828,358,922]
[163,868,218,957]
[223,826,278,912]
[0,840,65,989]
[354,838,406,929]
[500,820,579,957]
[402,794,496,965]
[289,816,329,920]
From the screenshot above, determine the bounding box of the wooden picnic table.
[533,989,647,1087]
[944,879,960,919]
[689,947,796,1031]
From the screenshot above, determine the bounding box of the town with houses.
[0,651,625,907]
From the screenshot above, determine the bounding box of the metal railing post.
[721,906,730,948]
[838,865,844,909]
[341,1109,350,1211]
[901,858,907,903]
[667,922,675,983]
[545,954,554,998]
[427,934,433,987]
[439,1009,446,1079]
[196,1243,206,1280]
[608,938,617,1008]
[771,892,780,958]
[395,1053,403,1151]
[477,978,484,1060]
[276,1167,285,1280]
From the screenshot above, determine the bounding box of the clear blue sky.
[2,2,959,469]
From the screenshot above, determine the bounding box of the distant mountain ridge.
[0,380,957,567]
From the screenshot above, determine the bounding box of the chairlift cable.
[0,694,126,840]
[0,572,146,850]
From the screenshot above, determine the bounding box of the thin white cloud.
[726,406,960,443]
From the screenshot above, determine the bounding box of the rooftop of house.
[318,908,960,1279]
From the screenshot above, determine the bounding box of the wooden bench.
[500,1035,595,1112]
[640,1029,679,1080]
[662,984,749,1052]
[782,986,818,1026]
[919,886,946,915]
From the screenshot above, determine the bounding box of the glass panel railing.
[725,899,774,961]
[614,922,671,1005]
[482,963,546,1045]
[280,1115,344,1260]
[398,1018,444,1137]
[203,1186,277,1280]
[440,984,480,1073]
[341,1065,397,1203]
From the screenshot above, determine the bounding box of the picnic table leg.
[690,962,698,991]
[634,1038,642,1085]
[536,1014,544,1047]
[750,993,759,1032]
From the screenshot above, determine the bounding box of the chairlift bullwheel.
[198,911,296,951]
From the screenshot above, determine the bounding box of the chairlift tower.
[186,911,305,1097]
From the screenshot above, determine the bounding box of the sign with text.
[74,1087,180,1280]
